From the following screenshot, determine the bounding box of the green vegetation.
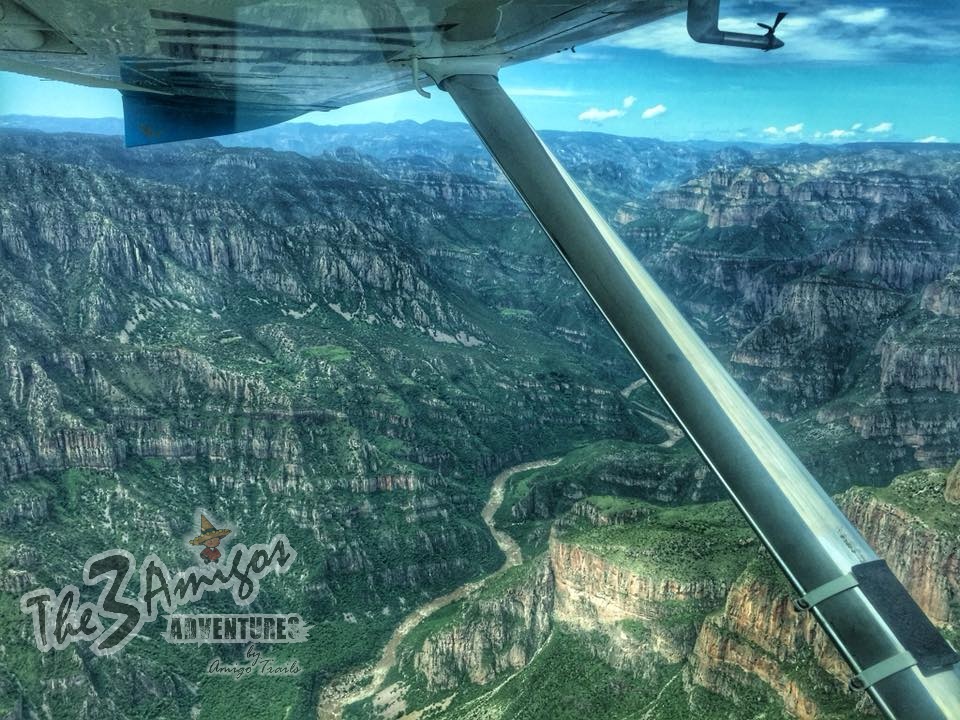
[871,468,958,530]
[497,307,536,321]
[494,438,700,557]
[302,344,353,363]
[475,631,683,719]
[556,498,756,584]
[405,630,786,720]
[0,455,497,719]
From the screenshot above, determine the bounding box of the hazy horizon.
[1,112,956,149]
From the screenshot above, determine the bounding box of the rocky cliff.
[648,147,960,468]
[1,125,958,720]
[391,465,960,720]
[412,560,555,690]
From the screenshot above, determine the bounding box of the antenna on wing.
[757,11,787,50]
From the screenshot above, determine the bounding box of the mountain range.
[0,116,957,720]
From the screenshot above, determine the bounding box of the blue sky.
[0,0,956,143]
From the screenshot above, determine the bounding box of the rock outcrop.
[551,539,726,664]
[412,560,555,689]
[690,566,850,720]
[400,466,960,719]
[946,461,960,503]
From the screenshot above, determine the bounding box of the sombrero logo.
[191,514,231,564]
[19,511,309,656]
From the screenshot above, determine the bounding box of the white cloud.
[641,103,667,119]
[821,7,889,25]
[826,128,855,139]
[578,107,625,122]
[784,123,804,134]
[916,135,949,143]
[577,96,658,122]
[851,122,863,130]
[540,50,608,64]
[763,126,781,136]
[506,87,577,98]
[868,122,894,133]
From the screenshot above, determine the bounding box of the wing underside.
[1,0,684,143]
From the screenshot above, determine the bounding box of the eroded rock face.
[660,160,960,234]
[923,271,960,317]
[826,234,960,294]
[842,481,960,625]
[405,467,960,719]
[731,274,909,416]
[2,125,959,720]
[946,461,960,503]
[690,571,849,720]
[412,559,555,689]
[877,324,960,394]
[638,145,960,475]
[551,540,726,664]
[0,129,669,719]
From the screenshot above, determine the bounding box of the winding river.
[317,457,561,720]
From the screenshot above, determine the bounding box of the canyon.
[0,119,956,719]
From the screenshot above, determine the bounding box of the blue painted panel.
[121,91,302,147]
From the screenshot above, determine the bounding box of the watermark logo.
[207,644,302,680]
[20,511,309,656]
[190,513,231,564]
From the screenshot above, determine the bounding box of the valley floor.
[318,458,562,720]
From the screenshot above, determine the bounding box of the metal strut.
[441,73,960,720]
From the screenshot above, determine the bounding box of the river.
[316,457,561,720]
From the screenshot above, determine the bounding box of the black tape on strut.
[852,560,959,675]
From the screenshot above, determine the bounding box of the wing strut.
[440,73,960,720]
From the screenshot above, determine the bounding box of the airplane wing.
[0,0,685,145]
